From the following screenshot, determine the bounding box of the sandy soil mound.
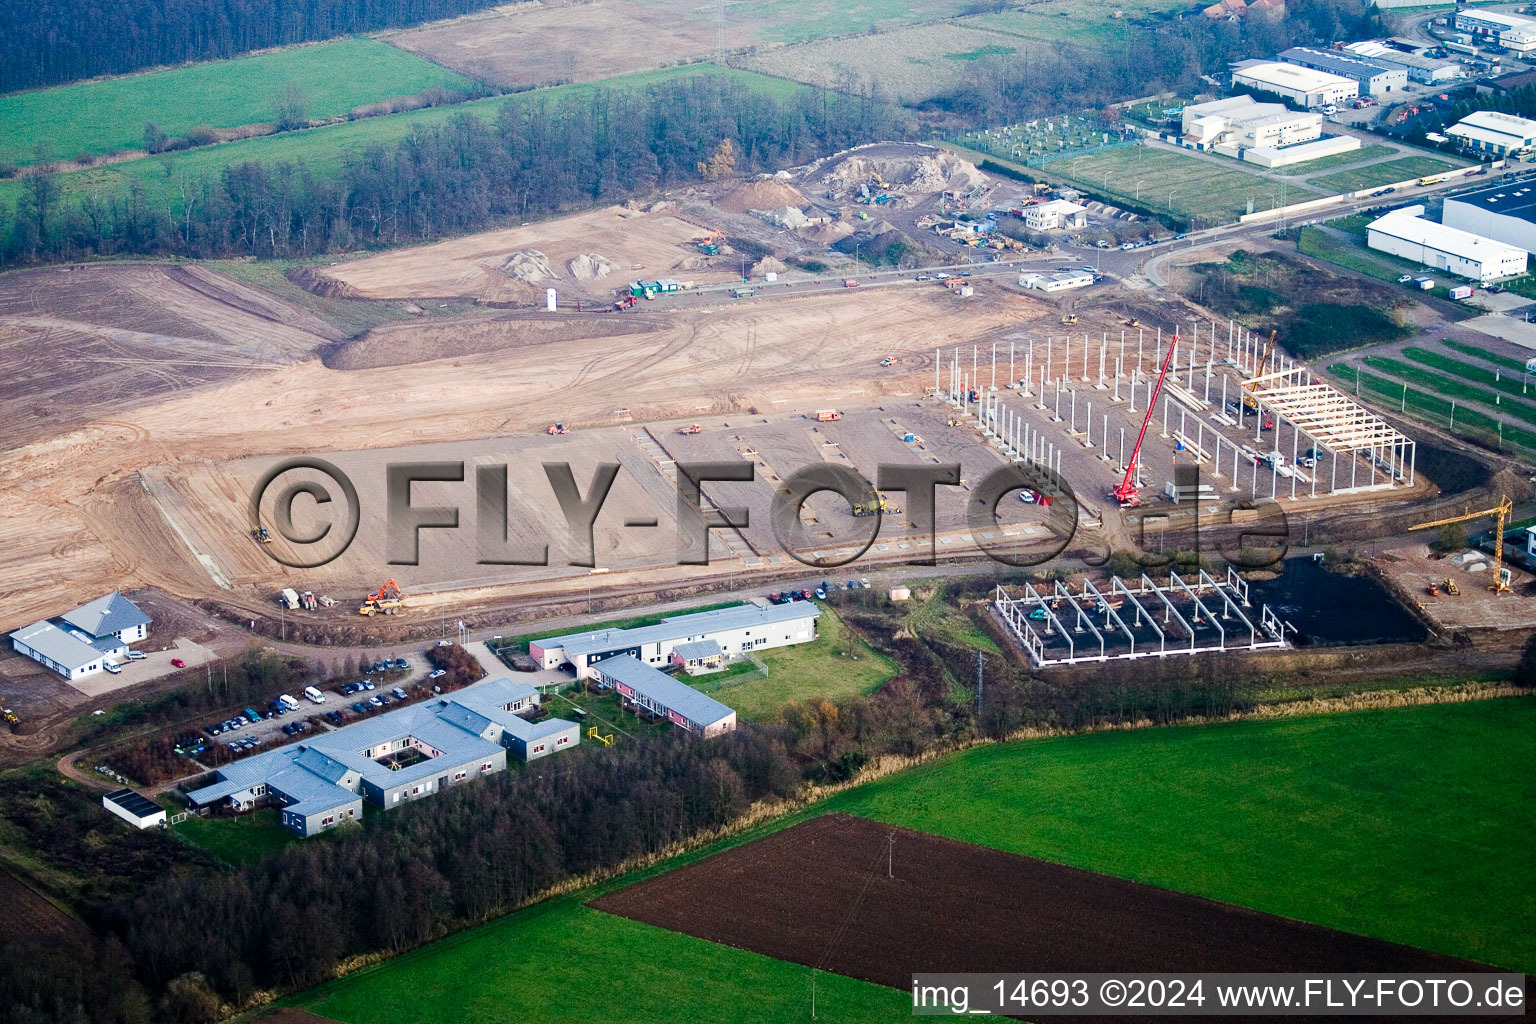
[833,220,928,264]
[821,151,986,195]
[798,221,855,245]
[288,266,366,299]
[750,256,789,277]
[718,179,810,213]
[567,253,615,281]
[502,250,558,284]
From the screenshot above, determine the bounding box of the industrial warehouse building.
[1019,270,1095,292]
[530,601,820,678]
[1443,181,1536,255]
[1344,41,1463,84]
[1231,61,1358,107]
[1279,47,1407,96]
[1242,134,1359,168]
[186,678,579,836]
[1446,110,1536,158]
[1453,9,1536,57]
[591,655,738,738]
[8,592,150,680]
[1180,96,1324,152]
[1367,206,1527,284]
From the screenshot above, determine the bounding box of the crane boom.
[1410,495,1514,593]
[1113,331,1179,508]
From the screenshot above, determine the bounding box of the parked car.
[125,650,147,661]
[1397,274,1413,283]
[170,658,186,668]
[352,701,367,714]
[428,669,446,680]
[391,687,409,700]
[368,696,383,708]
[392,658,408,670]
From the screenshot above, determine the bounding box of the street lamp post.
[1168,189,1178,212]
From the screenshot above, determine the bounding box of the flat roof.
[1368,209,1526,263]
[594,655,734,729]
[1280,47,1403,80]
[1234,61,1357,92]
[1456,9,1536,30]
[534,601,819,659]
[10,620,107,671]
[104,789,162,819]
[1452,109,1536,142]
[1445,180,1536,223]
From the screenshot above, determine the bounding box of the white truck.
[279,588,301,610]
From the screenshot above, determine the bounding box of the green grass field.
[1308,155,1463,193]
[170,807,298,866]
[1365,354,1536,428]
[826,699,1536,972]
[1442,338,1532,374]
[0,65,796,212]
[1329,362,1536,458]
[1030,145,1296,224]
[1270,143,1397,176]
[1402,345,1536,403]
[691,606,898,720]
[0,38,473,168]
[298,892,906,1024]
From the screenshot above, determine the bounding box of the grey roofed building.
[186,676,579,836]
[673,639,724,661]
[540,602,818,659]
[591,654,737,737]
[9,619,123,679]
[60,592,151,639]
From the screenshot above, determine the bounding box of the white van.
[303,686,327,705]
[278,693,301,711]
[103,660,122,674]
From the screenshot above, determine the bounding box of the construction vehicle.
[815,410,842,422]
[1443,577,1460,596]
[679,423,702,435]
[250,525,272,544]
[1242,330,1277,413]
[880,357,895,367]
[358,578,405,617]
[869,171,891,190]
[614,295,637,311]
[547,423,569,435]
[1060,314,1078,325]
[1411,496,1515,592]
[1426,580,1439,597]
[696,230,724,255]
[1125,318,1142,328]
[941,277,964,288]
[1113,331,1179,508]
[852,495,902,517]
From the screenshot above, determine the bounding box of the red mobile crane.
[1112,331,1179,509]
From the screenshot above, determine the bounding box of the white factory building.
[1445,110,1536,158]
[1453,9,1536,57]
[1243,134,1360,168]
[1443,181,1536,256]
[1181,96,1324,150]
[1343,41,1463,84]
[1367,206,1527,284]
[1021,199,1087,231]
[1279,47,1407,96]
[1019,270,1096,292]
[1231,61,1358,108]
[9,592,151,680]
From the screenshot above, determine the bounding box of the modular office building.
[186,677,579,836]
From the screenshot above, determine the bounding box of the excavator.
[852,495,902,517]
[1060,314,1078,325]
[358,578,405,617]
[696,230,724,255]
[249,525,273,544]
[1411,496,1515,593]
[547,423,569,435]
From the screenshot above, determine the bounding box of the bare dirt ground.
[592,814,1503,1024]
[1379,538,1536,632]
[0,264,338,448]
[307,205,743,303]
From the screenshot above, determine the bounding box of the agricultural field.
[827,698,1536,972]
[1308,154,1464,193]
[1364,350,1536,430]
[390,0,978,92]
[959,0,1189,47]
[690,606,898,721]
[297,892,908,1024]
[0,64,794,211]
[0,37,474,169]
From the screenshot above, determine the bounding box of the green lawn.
[1298,224,1457,300]
[1442,338,1533,374]
[1402,345,1536,404]
[690,606,898,720]
[1270,143,1397,177]
[170,807,298,866]
[298,893,906,1024]
[825,699,1536,973]
[0,65,796,211]
[1308,155,1463,193]
[0,37,473,168]
[1328,363,1536,457]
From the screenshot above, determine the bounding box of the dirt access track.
[592,814,1509,1024]
[0,261,1040,629]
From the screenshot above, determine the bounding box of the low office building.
[1180,95,1322,150]
[9,592,150,680]
[186,677,579,836]
[1279,47,1407,96]
[103,789,166,830]
[1446,110,1536,158]
[1454,10,1536,57]
[1019,270,1095,292]
[1232,61,1359,107]
[591,654,737,738]
[530,601,820,679]
[1345,42,1462,84]
[1021,199,1087,231]
[1444,180,1536,255]
[1367,205,1527,284]
[671,639,726,675]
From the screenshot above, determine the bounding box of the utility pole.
[974,651,985,716]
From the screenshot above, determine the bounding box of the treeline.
[2,75,903,266]
[0,0,509,93]
[0,584,1279,1023]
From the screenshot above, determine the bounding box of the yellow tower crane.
[1409,495,1515,593]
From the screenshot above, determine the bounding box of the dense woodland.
[0,0,509,93]
[1,75,904,267]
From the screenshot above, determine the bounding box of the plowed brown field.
[591,814,1507,1024]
